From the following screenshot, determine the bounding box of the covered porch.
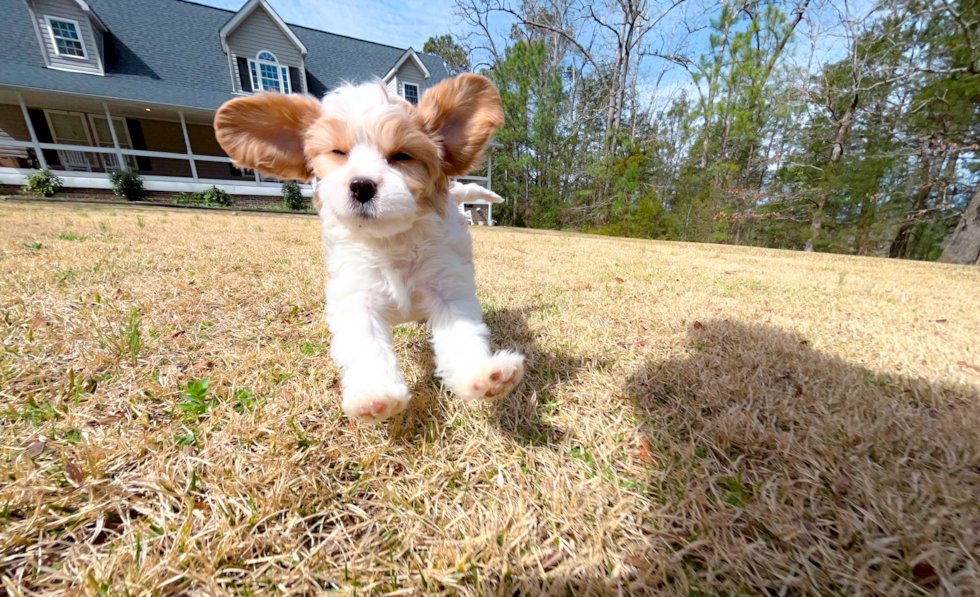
[0,88,312,198]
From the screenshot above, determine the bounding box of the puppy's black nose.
[349,177,377,204]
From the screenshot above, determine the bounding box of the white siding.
[397,61,427,99]
[227,7,304,93]
[31,0,103,75]
[385,76,398,96]
[93,21,104,61]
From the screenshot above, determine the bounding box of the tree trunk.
[699,3,737,169]
[806,92,858,252]
[940,184,980,265]
[604,13,627,152]
[889,141,946,259]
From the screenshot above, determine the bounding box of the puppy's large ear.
[214,92,322,182]
[417,74,503,177]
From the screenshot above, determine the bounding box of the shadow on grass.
[545,319,980,595]
[466,319,980,594]
[392,304,609,447]
[483,304,612,448]
[387,314,978,592]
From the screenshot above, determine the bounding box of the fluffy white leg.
[425,288,524,402]
[326,287,409,423]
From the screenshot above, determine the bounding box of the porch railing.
[3,92,311,194]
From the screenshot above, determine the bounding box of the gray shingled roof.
[0,0,450,110]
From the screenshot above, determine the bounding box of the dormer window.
[46,17,87,58]
[249,51,290,93]
[403,83,419,106]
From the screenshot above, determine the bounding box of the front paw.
[456,351,525,401]
[341,382,410,423]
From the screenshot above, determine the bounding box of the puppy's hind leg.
[425,290,524,402]
[326,289,409,423]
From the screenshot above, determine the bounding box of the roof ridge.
[171,0,444,59]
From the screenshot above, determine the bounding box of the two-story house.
[0,0,462,204]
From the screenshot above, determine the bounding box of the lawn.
[1,201,979,596]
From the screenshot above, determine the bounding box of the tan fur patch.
[214,93,323,182]
[373,111,444,217]
[415,74,504,178]
[304,117,353,161]
[306,107,448,218]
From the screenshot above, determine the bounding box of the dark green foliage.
[233,389,263,413]
[179,379,217,420]
[173,187,234,207]
[172,187,233,207]
[281,181,306,211]
[198,185,233,207]
[23,170,62,197]
[487,41,570,229]
[109,170,145,201]
[437,0,979,260]
[174,192,203,205]
[123,307,141,365]
[423,34,470,75]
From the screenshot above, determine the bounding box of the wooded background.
[423,0,980,263]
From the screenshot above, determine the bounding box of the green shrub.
[173,192,203,205]
[199,185,233,207]
[23,170,63,197]
[109,170,145,201]
[282,181,306,211]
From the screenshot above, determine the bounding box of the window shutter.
[27,108,60,167]
[236,57,252,92]
[288,67,302,94]
[125,119,152,171]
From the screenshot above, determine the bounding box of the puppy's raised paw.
[342,383,410,423]
[458,351,525,402]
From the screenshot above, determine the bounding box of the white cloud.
[197,0,458,49]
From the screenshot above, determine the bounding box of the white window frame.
[248,51,290,93]
[402,83,419,105]
[43,109,93,146]
[87,114,133,149]
[44,16,87,59]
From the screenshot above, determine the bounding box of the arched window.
[248,51,290,93]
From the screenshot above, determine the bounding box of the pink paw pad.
[356,400,390,417]
[468,355,524,401]
[475,369,518,397]
[342,384,410,423]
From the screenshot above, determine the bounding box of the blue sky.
[196,0,459,50]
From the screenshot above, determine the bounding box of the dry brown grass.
[1,201,979,596]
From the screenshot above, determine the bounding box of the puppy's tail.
[449,182,504,204]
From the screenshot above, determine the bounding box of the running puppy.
[214,74,523,423]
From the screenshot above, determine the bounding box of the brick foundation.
[463,203,489,224]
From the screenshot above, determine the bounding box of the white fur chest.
[320,212,472,324]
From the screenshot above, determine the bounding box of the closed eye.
[331,149,347,156]
[389,152,413,162]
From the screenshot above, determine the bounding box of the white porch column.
[487,150,493,226]
[178,111,199,180]
[102,103,127,171]
[17,92,47,170]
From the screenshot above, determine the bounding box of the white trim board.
[71,0,108,32]
[382,48,430,82]
[219,0,307,56]
[1,138,233,163]
[0,82,222,116]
